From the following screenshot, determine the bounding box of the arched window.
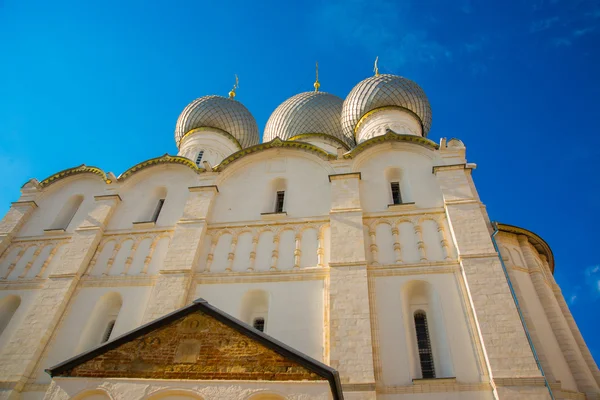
[49,194,84,230]
[414,311,435,378]
[402,280,453,380]
[0,295,21,338]
[76,292,123,353]
[240,290,269,333]
[195,150,204,167]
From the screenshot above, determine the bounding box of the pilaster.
[434,165,548,399]
[141,185,217,324]
[0,194,120,397]
[0,201,38,257]
[327,173,375,399]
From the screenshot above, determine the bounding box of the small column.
[293,233,301,268]
[519,235,598,396]
[270,235,279,271]
[368,229,378,265]
[391,227,402,263]
[142,185,218,324]
[248,235,258,271]
[414,224,427,261]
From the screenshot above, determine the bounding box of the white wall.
[374,273,481,386]
[194,280,324,361]
[34,286,152,384]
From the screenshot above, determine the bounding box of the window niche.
[401,280,454,381]
[133,186,167,228]
[76,292,123,353]
[46,194,84,233]
[261,178,287,219]
[385,168,414,208]
[240,289,269,333]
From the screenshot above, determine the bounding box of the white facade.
[0,73,598,400]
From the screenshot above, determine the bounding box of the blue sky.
[1,0,599,361]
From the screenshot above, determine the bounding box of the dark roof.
[46,298,343,400]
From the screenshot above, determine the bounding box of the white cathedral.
[0,68,598,400]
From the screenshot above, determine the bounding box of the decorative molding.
[132,221,156,229]
[344,130,438,159]
[195,268,327,284]
[328,172,361,182]
[39,165,110,188]
[94,194,122,202]
[496,222,555,273]
[215,137,336,172]
[119,154,204,181]
[189,185,219,193]
[432,163,468,174]
[178,126,244,150]
[288,132,352,151]
[10,200,38,208]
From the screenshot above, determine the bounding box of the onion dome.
[174,95,259,149]
[264,91,355,149]
[342,74,432,139]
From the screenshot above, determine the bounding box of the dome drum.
[354,106,424,144]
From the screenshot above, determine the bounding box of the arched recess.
[233,231,253,272]
[71,389,112,400]
[255,231,274,272]
[401,280,453,380]
[110,239,133,275]
[90,240,116,276]
[420,219,444,261]
[300,227,318,268]
[278,229,295,270]
[129,237,153,275]
[211,232,233,273]
[398,221,419,263]
[148,236,170,274]
[10,246,36,280]
[26,243,53,278]
[240,289,270,332]
[0,295,21,338]
[376,223,395,265]
[76,292,123,353]
[49,194,84,231]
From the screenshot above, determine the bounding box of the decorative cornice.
[118,154,204,181]
[39,165,109,188]
[344,130,438,159]
[93,194,122,202]
[328,172,361,182]
[10,200,38,209]
[189,185,219,193]
[497,222,555,273]
[287,133,352,151]
[214,137,336,172]
[178,126,243,150]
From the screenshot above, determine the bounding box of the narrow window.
[253,317,265,332]
[151,199,165,222]
[102,320,116,343]
[414,311,435,378]
[195,150,204,167]
[391,182,402,205]
[275,191,285,213]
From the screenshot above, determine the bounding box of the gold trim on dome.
[287,133,351,150]
[496,222,555,273]
[354,105,425,137]
[39,165,110,188]
[178,126,243,150]
[119,154,204,181]
[215,138,336,172]
[344,130,438,159]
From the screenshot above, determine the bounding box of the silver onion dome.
[264,91,355,148]
[174,95,259,148]
[342,74,432,139]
